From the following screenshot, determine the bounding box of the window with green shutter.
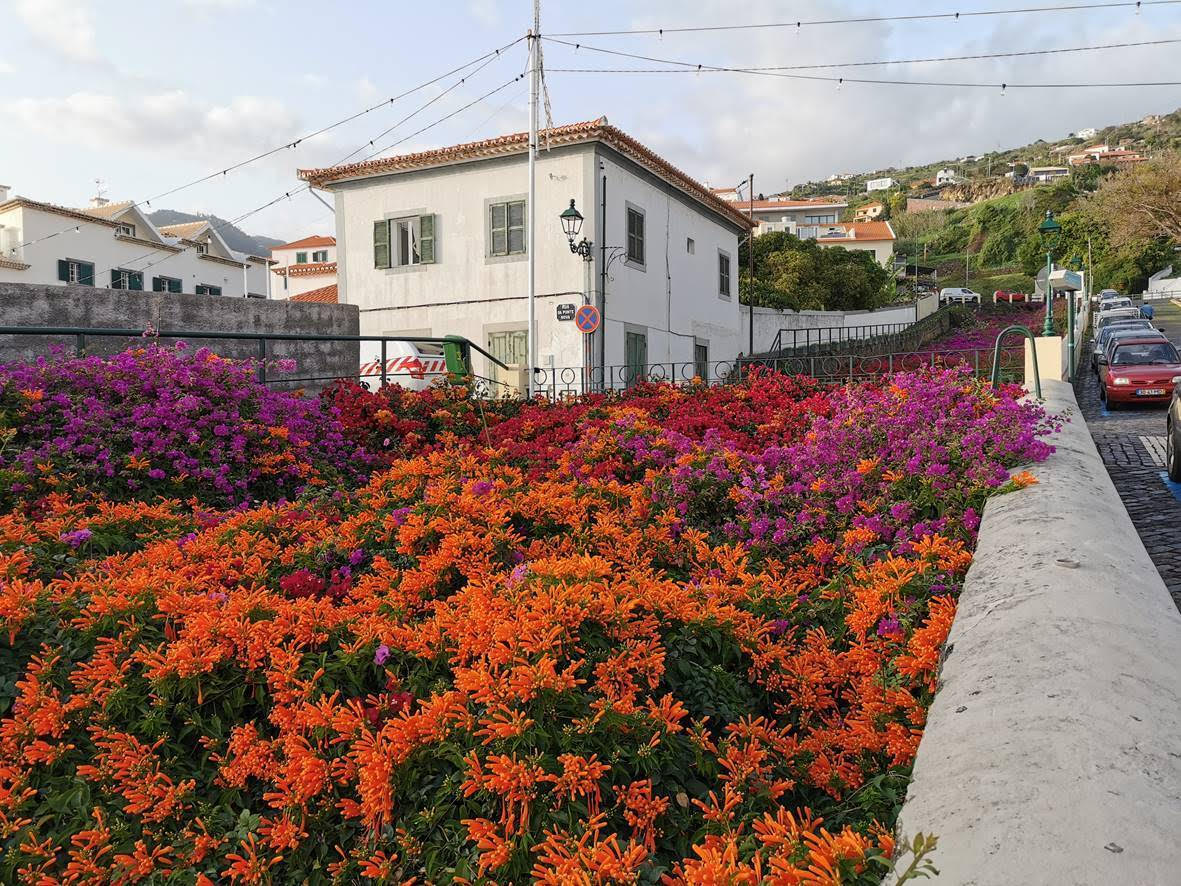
[111,269,144,291]
[295,251,308,264]
[626,207,645,265]
[489,201,525,256]
[58,259,94,286]
[153,276,182,293]
[374,220,391,269]
[195,284,222,296]
[376,215,436,268]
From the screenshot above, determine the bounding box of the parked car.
[940,287,982,305]
[1095,308,1143,334]
[993,290,1027,303]
[1093,287,1121,306]
[1097,328,1167,382]
[1101,337,1181,409]
[1098,297,1134,313]
[1167,388,1181,481]
[1092,319,1156,372]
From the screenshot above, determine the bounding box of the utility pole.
[748,172,755,357]
[526,0,539,398]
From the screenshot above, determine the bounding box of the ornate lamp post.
[560,199,593,259]
[1038,210,1062,338]
[560,199,594,394]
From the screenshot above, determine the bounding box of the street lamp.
[560,199,593,260]
[1038,209,1062,337]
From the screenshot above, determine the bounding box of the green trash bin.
[441,336,472,379]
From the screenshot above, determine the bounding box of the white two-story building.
[299,117,752,387]
[0,186,273,297]
[270,234,337,300]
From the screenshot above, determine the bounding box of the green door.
[624,330,647,388]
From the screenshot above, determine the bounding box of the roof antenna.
[91,178,109,208]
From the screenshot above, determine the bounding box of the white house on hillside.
[733,197,848,237]
[271,234,337,300]
[865,177,896,192]
[816,222,896,265]
[299,117,752,386]
[935,168,960,186]
[0,186,272,297]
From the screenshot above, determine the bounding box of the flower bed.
[0,363,1055,884]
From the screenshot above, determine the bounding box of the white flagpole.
[526,1,540,398]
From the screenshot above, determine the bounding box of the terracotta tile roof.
[78,200,135,219]
[299,118,754,230]
[816,221,895,242]
[0,257,31,271]
[290,283,338,303]
[158,221,210,239]
[274,261,337,278]
[273,234,335,250]
[0,197,121,229]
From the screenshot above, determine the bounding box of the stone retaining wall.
[889,378,1181,883]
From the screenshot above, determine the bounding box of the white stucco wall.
[0,204,268,299]
[743,301,927,353]
[329,141,745,385]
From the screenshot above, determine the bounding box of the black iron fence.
[742,346,1024,384]
[766,307,955,359]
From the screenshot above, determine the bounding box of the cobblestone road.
[1074,299,1181,611]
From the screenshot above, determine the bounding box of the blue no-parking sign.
[574,304,600,334]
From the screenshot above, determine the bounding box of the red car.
[1102,337,1181,408]
[994,290,1027,303]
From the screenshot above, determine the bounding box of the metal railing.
[532,361,740,397]
[0,325,510,391]
[769,321,916,355]
[742,346,1025,385]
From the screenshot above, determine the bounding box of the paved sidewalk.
[1074,298,1181,611]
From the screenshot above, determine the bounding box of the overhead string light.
[8,37,525,254]
[549,1,1181,37]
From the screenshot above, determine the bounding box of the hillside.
[789,106,1181,199]
[147,209,283,257]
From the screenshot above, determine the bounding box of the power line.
[84,72,529,287]
[543,36,1181,88]
[547,36,1181,72]
[9,38,524,254]
[549,1,1181,37]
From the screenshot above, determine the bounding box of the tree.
[1087,153,1181,248]
[739,232,890,312]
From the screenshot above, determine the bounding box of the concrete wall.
[744,298,933,354]
[890,379,1181,884]
[0,282,359,390]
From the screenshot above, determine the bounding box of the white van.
[358,339,448,391]
[939,287,982,305]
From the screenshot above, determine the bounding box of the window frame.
[625,204,646,268]
[195,283,222,296]
[487,198,527,259]
[110,268,144,291]
[686,237,695,255]
[311,249,328,262]
[374,213,436,271]
[194,243,208,255]
[718,250,732,300]
[115,223,135,238]
[295,251,308,264]
[58,258,95,286]
[152,275,183,294]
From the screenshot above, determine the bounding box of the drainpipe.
[599,164,607,386]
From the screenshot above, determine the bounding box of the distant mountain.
[147,209,284,257]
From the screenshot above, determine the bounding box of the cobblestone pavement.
[1074,299,1181,611]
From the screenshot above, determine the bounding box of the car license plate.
[1136,388,1166,396]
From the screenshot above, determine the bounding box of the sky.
[3,0,1181,242]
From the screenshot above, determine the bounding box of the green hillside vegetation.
[891,163,1175,294]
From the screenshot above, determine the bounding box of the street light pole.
[526,1,540,397]
[748,172,755,358]
[1038,210,1062,338]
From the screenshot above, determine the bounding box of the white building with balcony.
[299,117,753,386]
[0,185,273,297]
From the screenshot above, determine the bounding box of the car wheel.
[1169,420,1181,482]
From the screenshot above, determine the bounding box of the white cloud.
[2,90,303,162]
[549,0,1181,192]
[14,0,101,64]
[0,60,13,75]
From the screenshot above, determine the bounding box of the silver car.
[1092,319,1156,372]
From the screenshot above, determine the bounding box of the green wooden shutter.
[373,220,390,269]
[169,278,182,294]
[419,214,435,264]
[58,260,70,282]
[79,262,94,286]
[152,276,163,292]
[130,272,143,291]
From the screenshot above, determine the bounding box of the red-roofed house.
[815,222,897,265]
[289,283,338,304]
[271,235,336,299]
[299,117,753,385]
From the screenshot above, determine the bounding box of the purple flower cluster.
[0,345,368,506]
